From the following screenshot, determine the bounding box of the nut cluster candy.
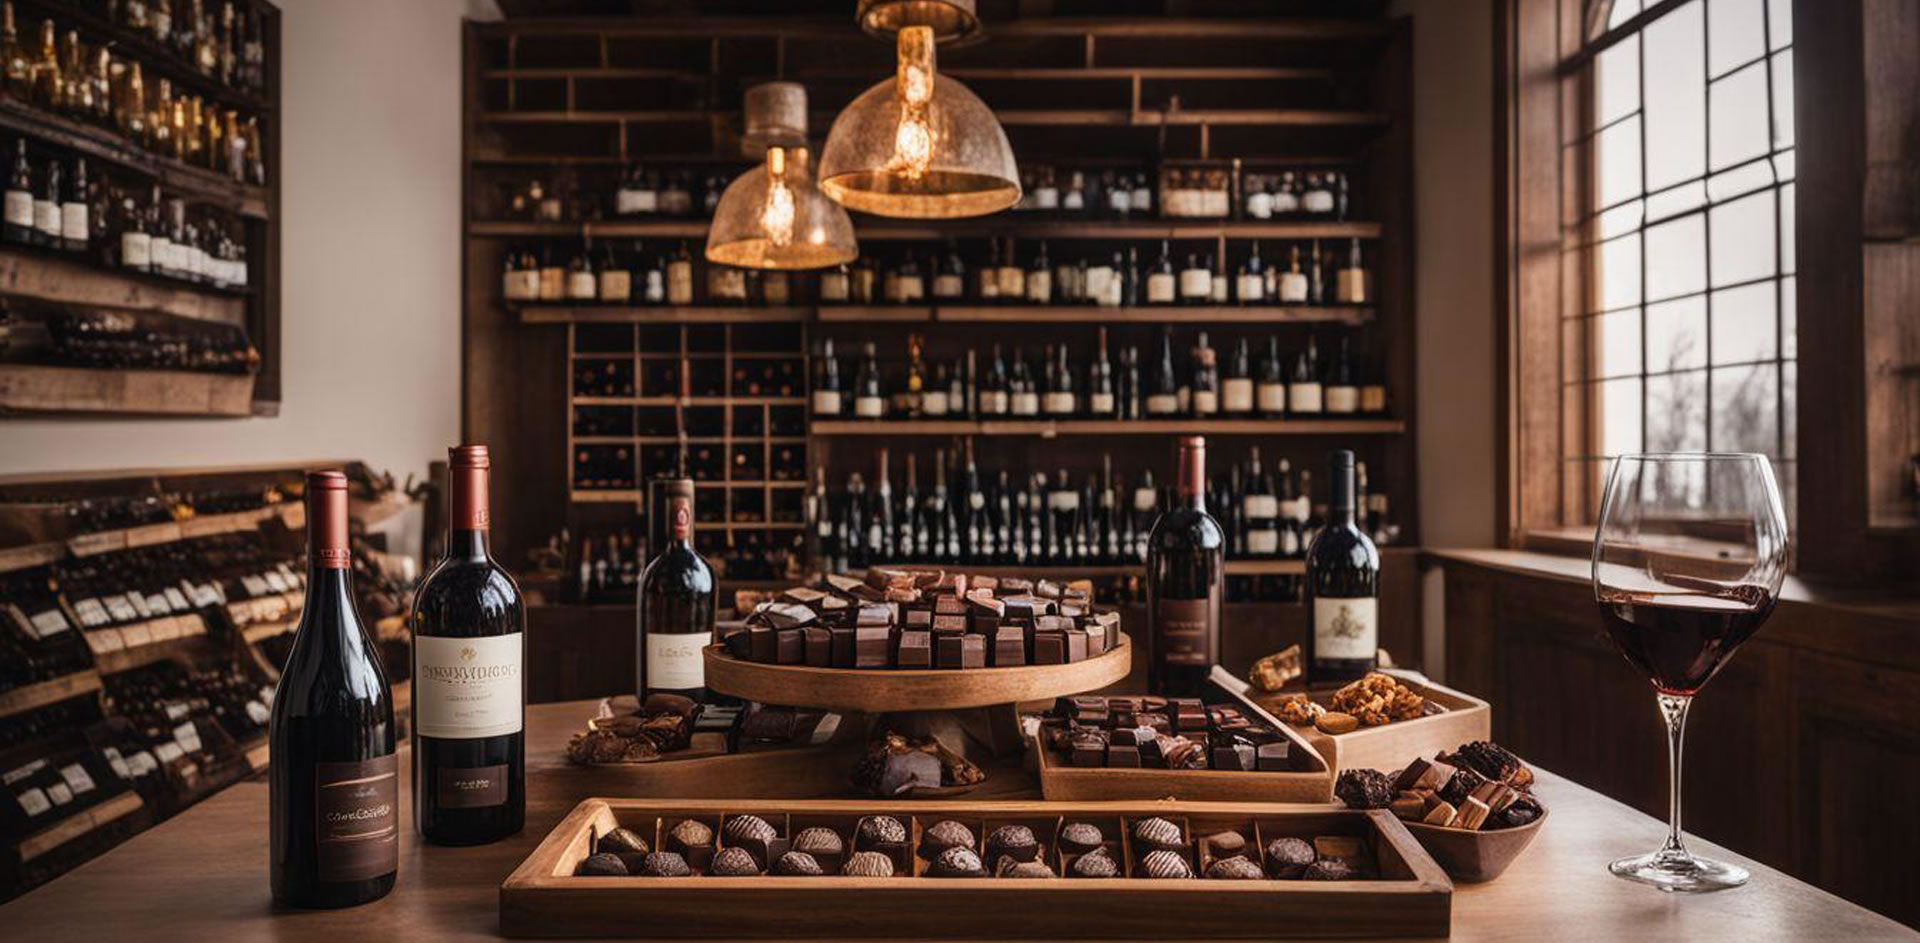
[1328,673,1427,726]
[1339,740,1546,831]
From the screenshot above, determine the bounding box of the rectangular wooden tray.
[1030,682,1335,803]
[500,798,1452,939]
[1214,667,1492,774]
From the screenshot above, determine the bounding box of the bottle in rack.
[31,155,56,247]
[410,446,525,847]
[1119,344,1141,420]
[1178,252,1211,305]
[1146,328,1180,417]
[1087,327,1116,418]
[980,344,1010,416]
[4,139,31,243]
[1044,343,1076,417]
[1146,240,1177,305]
[666,240,693,305]
[1238,241,1267,304]
[59,157,86,252]
[1009,347,1039,416]
[1221,337,1253,416]
[1308,239,1327,305]
[976,238,1000,302]
[1146,437,1224,697]
[1325,335,1360,414]
[269,471,398,909]
[854,341,884,419]
[934,240,965,300]
[1279,244,1310,303]
[1290,336,1324,416]
[812,338,842,417]
[1189,332,1219,417]
[1026,240,1053,304]
[1305,450,1379,684]
[995,237,1024,302]
[637,479,714,701]
[1243,447,1279,558]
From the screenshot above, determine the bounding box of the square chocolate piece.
[958,633,986,668]
[1212,743,1256,772]
[897,630,932,668]
[931,614,968,634]
[970,613,1001,636]
[856,603,894,627]
[1063,629,1089,663]
[934,594,967,616]
[855,626,892,668]
[1255,741,1291,771]
[776,628,805,665]
[1107,744,1141,767]
[992,626,1026,667]
[967,594,1005,617]
[1034,631,1066,665]
[904,607,933,629]
[830,626,857,668]
[803,626,832,667]
[935,633,967,669]
[749,626,777,663]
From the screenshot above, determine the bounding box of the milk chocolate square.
[803,627,832,667]
[856,603,894,627]
[1034,631,1066,665]
[1108,743,1141,768]
[958,633,985,668]
[903,607,933,629]
[776,628,805,665]
[934,594,966,616]
[1255,741,1291,771]
[749,626,777,663]
[897,630,932,668]
[931,613,968,634]
[935,633,966,669]
[992,626,1026,667]
[830,626,857,668]
[855,626,892,668]
[1063,629,1089,663]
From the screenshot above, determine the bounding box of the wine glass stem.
[1657,692,1693,863]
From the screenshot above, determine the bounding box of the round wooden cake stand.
[702,636,1132,766]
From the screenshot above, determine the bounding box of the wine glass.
[1591,452,1788,892]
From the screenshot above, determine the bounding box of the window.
[1558,0,1796,522]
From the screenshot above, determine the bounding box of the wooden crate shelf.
[0,364,256,418]
[0,101,268,218]
[473,219,1384,241]
[0,670,104,719]
[521,305,808,324]
[810,418,1405,437]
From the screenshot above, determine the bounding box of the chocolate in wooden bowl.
[1400,806,1547,883]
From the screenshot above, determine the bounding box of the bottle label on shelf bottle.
[1178,269,1211,299]
[121,231,152,268]
[60,203,87,242]
[1289,382,1324,413]
[1243,494,1279,520]
[2,190,30,228]
[1246,529,1279,554]
[980,390,1009,414]
[1278,273,1310,303]
[1146,273,1176,304]
[1256,382,1287,413]
[1191,390,1219,415]
[1042,392,1075,415]
[33,200,59,238]
[1303,189,1336,214]
[1222,378,1254,412]
[1153,597,1213,665]
[1361,385,1388,413]
[646,632,707,690]
[812,390,842,415]
[1089,392,1115,414]
[435,764,509,809]
[315,754,399,882]
[1325,386,1360,414]
[1312,597,1377,660]
[1145,393,1179,415]
[414,633,524,739]
[855,396,885,418]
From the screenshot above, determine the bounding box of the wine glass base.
[1609,850,1749,893]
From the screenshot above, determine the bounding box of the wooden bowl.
[1400,807,1547,882]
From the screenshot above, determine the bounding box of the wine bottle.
[636,479,714,701]
[1222,337,1253,415]
[269,470,397,909]
[1146,240,1176,305]
[1325,335,1360,414]
[1146,437,1224,697]
[410,445,525,846]
[979,344,1010,415]
[1256,336,1287,416]
[812,338,842,417]
[1243,447,1279,558]
[1289,336,1324,415]
[854,341,885,419]
[1146,328,1180,416]
[1189,332,1219,417]
[1044,342,1076,416]
[1087,327,1116,417]
[1304,450,1379,683]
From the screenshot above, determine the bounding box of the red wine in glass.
[1597,584,1775,696]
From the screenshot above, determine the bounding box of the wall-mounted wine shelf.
[809,418,1404,437]
[472,219,1383,241]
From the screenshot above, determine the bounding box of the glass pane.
[1599,233,1643,310]
[1710,61,1770,169]
[1772,148,1795,182]
[1644,1,1707,190]
[1766,0,1791,50]
[1646,180,1707,223]
[1647,295,1708,371]
[1779,182,1795,274]
[1646,214,1706,301]
[1598,115,1644,207]
[1711,362,1778,454]
[1598,199,1644,239]
[1710,281,1777,363]
[1597,40,1641,127]
[1781,361,1796,459]
[1601,377,1645,456]
[1647,369,1708,451]
[1706,157,1774,201]
[1780,275,1796,357]
[1709,189,1776,286]
[1708,0,1766,76]
[1771,50,1794,149]
[1598,307,1643,379]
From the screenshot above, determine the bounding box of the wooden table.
[2,701,1913,942]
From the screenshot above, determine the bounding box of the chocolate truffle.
[1068,847,1120,878]
[1130,816,1184,851]
[793,826,844,857]
[1440,767,1489,807]
[921,819,976,855]
[1200,831,1247,861]
[1498,796,1544,828]
[927,845,986,877]
[668,818,714,850]
[1058,822,1104,856]
[995,857,1055,879]
[984,824,1038,862]
[722,814,778,847]
[773,851,824,876]
[575,853,628,876]
[1264,838,1315,879]
[1303,858,1355,881]
[1206,856,1265,880]
[842,851,895,877]
[1139,849,1195,879]
[857,815,908,846]
[1335,768,1397,810]
[639,852,692,877]
[709,846,760,876]
[597,827,651,857]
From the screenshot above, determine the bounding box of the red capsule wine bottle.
[637,478,714,700]
[1146,436,1225,697]
[270,470,397,909]
[1304,449,1379,684]
[410,445,525,846]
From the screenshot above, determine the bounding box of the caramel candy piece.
[1314,711,1360,735]
[1312,836,1364,862]
[1472,781,1521,813]
[855,603,894,627]
[1454,796,1492,830]
[822,573,865,596]
[780,586,827,606]
[934,594,967,615]
[1249,645,1303,692]
[1393,756,1457,793]
[1389,796,1427,820]
[1421,801,1458,826]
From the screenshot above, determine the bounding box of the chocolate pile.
[1336,739,1544,831]
[564,693,702,764]
[851,732,985,797]
[1032,694,1310,772]
[723,569,1121,669]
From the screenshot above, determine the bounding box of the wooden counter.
[0,700,1911,942]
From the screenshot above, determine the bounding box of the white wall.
[0,0,488,482]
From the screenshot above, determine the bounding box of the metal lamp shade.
[705,147,859,271]
[856,0,982,44]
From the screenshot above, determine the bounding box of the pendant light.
[706,83,858,271]
[856,0,982,44]
[818,24,1019,219]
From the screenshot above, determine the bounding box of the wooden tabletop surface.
[3,700,1913,942]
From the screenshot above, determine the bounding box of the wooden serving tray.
[703,636,1132,714]
[500,798,1453,939]
[1214,668,1492,774]
[550,722,873,801]
[1030,683,1335,804]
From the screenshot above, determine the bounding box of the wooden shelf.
[93,632,207,675]
[841,304,1376,325]
[0,670,104,719]
[520,305,808,324]
[14,791,144,864]
[0,101,267,217]
[472,219,1383,241]
[65,504,295,558]
[568,395,804,406]
[0,364,256,417]
[1226,558,1308,576]
[11,0,272,114]
[0,244,251,325]
[810,418,1405,437]
[475,106,1386,130]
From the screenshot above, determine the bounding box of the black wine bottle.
[637,479,714,700]
[1304,450,1379,684]
[1146,437,1225,697]
[269,471,397,909]
[410,445,525,846]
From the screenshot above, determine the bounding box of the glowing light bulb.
[759,147,796,248]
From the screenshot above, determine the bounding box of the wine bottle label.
[1236,274,1265,302]
[854,396,885,418]
[1153,597,1213,666]
[1221,378,1253,412]
[3,190,30,227]
[1312,597,1377,660]
[1011,392,1039,415]
[1146,273,1176,303]
[1191,390,1218,415]
[1361,385,1387,413]
[1337,270,1368,303]
[33,200,58,236]
[435,764,509,809]
[811,390,841,414]
[1243,495,1279,520]
[1273,191,1299,213]
[121,232,151,267]
[1025,273,1051,303]
[1282,529,1301,555]
[1246,530,1279,554]
[1303,189,1336,214]
[414,633,524,739]
[1132,188,1153,212]
[1145,393,1179,415]
[598,271,631,301]
[1256,382,1287,413]
[1089,392,1115,414]
[1178,269,1211,298]
[1290,382,1324,413]
[667,263,693,304]
[1325,385,1360,414]
[1034,187,1059,209]
[646,631,707,690]
[315,754,399,883]
[1047,490,1080,512]
[922,391,949,415]
[567,273,597,299]
[1246,193,1274,219]
[60,203,87,241]
[933,274,963,298]
[819,276,849,302]
[997,268,1025,298]
[1278,273,1309,303]
[980,390,1009,414]
[1042,392,1075,414]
